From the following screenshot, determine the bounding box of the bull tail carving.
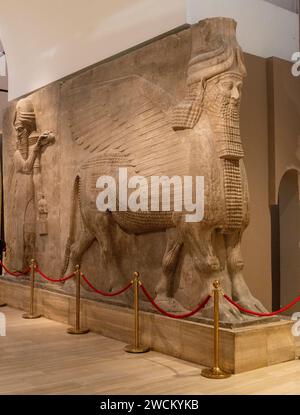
[61,175,80,276]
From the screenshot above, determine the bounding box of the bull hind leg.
[94,212,122,292]
[154,228,184,311]
[68,230,95,272]
[63,229,95,291]
[226,231,267,313]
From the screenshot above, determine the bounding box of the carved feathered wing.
[64,75,188,179]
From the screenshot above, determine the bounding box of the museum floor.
[0,306,300,395]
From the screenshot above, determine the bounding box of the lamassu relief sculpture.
[4,18,267,322]
[60,17,266,321]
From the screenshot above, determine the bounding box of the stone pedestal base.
[0,278,296,373]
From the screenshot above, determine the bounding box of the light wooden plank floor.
[0,306,300,395]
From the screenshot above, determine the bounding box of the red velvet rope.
[140,283,211,319]
[36,267,75,283]
[0,260,30,277]
[224,293,300,317]
[81,273,133,297]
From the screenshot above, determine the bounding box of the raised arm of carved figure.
[13,132,52,174]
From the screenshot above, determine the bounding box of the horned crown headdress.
[172,17,246,130]
[13,97,36,131]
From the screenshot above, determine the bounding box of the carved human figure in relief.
[9,98,54,271]
[62,18,267,321]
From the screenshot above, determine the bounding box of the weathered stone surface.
[3,18,268,322]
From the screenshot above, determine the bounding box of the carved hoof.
[199,296,245,323]
[154,295,187,313]
[63,278,76,294]
[107,282,117,293]
[235,296,268,315]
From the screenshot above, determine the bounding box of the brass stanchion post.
[0,249,7,306]
[22,259,42,319]
[0,255,7,307]
[124,271,149,354]
[201,280,231,379]
[67,265,89,335]
[0,266,7,307]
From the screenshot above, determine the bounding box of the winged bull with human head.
[62,18,267,321]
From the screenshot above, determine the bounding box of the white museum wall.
[0,40,8,132]
[0,0,298,100]
[0,0,186,100]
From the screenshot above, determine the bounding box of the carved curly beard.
[203,81,244,160]
[203,78,245,232]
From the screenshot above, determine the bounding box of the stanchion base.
[22,313,42,319]
[0,303,7,307]
[124,344,150,354]
[67,327,90,335]
[201,367,231,379]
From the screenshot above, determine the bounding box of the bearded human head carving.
[173,18,246,133]
[173,18,248,233]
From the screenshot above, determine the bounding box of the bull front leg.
[174,221,244,322]
[225,231,267,313]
